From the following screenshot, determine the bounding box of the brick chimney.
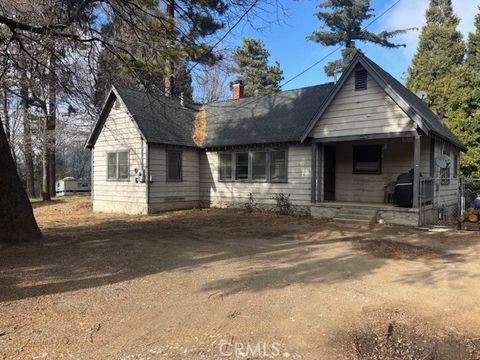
[232,80,244,100]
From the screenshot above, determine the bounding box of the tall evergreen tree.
[460,10,480,177]
[308,0,411,77]
[405,1,480,176]
[231,38,284,97]
[406,0,465,111]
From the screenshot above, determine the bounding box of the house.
[85,53,466,226]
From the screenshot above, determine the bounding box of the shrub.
[273,193,292,215]
[244,193,257,213]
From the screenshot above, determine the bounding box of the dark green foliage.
[308,0,411,77]
[231,38,284,97]
[407,1,480,177]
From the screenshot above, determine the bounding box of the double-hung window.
[252,152,267,180]
[107,151,129,180]
[166,150,182,181]
[219,153,233,180]
[270,150,287,182]
[235,153,249,180]
[219,149,287,182]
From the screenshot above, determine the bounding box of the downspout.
[90,148,94,201]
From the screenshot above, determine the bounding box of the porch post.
[413,134,421,208]
[318,143,324,202]
[311,142,317,203]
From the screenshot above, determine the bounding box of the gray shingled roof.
[362,55,466,150]
[203,83,335,147]
[87,54,465,151]
[115,87,198,147]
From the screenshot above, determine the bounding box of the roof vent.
[354,69,368,91]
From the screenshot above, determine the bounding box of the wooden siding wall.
[333,138,418,203]
[148,145,200,212]
[199,145,312,208]
[92,102,148,214]
[310,67,415,138]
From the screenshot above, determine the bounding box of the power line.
[198,0,405,116]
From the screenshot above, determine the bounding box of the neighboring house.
[86,53,466,226]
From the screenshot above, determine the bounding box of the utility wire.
[194,0,404,117]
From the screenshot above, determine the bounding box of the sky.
[221,0,480,91]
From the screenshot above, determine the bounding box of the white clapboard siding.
[200,145,312,208]
[334,139,419,203]
[310,69,415,138]
[92,104,147,214]
[148,145,200,212]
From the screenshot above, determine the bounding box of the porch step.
[333,208,378,224]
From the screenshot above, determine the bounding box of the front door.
[323,146,336,201]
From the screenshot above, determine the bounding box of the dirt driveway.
[1,198,480,359]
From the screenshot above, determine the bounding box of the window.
[166,150,182,181]
[440,150,451,184]
[355,69,368,91]
[270,150,287,182]
[107,151,129,180]
[353,145,382,174]
[235,153,249,180]
[252,152,267,180]
[219,153,232,180]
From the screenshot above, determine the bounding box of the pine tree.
[406,0,465,112]
[405,1,480,176]
[460,10,480,177]
[308,0,411,77]
[231,38,284,97]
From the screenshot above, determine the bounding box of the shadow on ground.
[0,203,478,303]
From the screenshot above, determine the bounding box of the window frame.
[218,152,234,180]
[106,150,130,181]
[440,150,451,185]
[453,154,459,179]
[269,149,288,183]
[352,145,382,175]
[217,148,288,183]
[166,149,183,182]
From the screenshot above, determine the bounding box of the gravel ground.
[1,198,480,359]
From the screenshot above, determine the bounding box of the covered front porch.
[310,132,428,226]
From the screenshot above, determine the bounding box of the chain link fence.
[419,177,480,228]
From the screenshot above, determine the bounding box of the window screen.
[107,151,129,180]
[167,150,182,181]
[252,152,267,180]
[355,69,368,91]
[353,145,382,174]
[270,150,287,181]
[219,153,232,180]
[235,153,249,180]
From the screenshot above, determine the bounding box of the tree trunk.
[48,52,57,197]
[41,107,52,201]
[2,89,10,144]
[0,114,42,244]
[164,0,175,97]
[20,70,35,198]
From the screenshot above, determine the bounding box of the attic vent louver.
[355,69,368,91]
